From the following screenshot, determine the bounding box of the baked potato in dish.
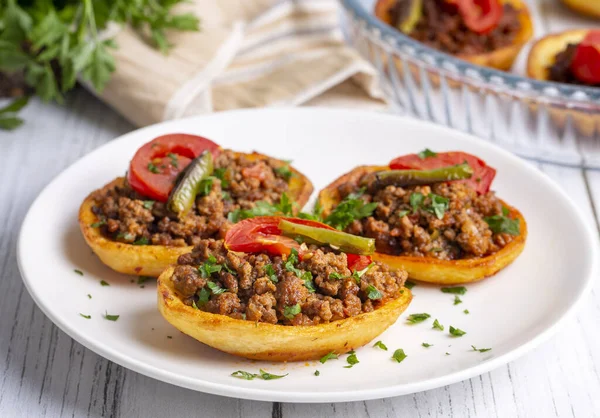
[79,150,313,277]
[374,0,534,71]
[318,162,527,285]
[158,266,413,362]
[560,0,600,18]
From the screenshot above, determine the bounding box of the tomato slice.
[224,217,369,271]
[389,151,496,194]
[455,0,503,35]
[127,134,221,201]
[571,31,600,85]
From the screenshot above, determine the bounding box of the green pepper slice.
[362,163,473,191]
[278,219,375,255]
[167,151,214,216]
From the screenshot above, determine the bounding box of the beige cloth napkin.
[92,0,386,127]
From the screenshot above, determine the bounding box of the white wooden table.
[1,88,599,418]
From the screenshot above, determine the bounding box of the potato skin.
[79,152,314,277]
[560,0,600,18]
[318,165,527,285]
[526,29,600,136]
[157,266,413,361]
[374,0,534,71]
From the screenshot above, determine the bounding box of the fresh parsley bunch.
[0,0,200,129]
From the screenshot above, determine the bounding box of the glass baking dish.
[340,0,600,168]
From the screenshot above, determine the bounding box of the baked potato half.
[318,165,527,285]
[374,0,534,71]
[157,266,413,361]
[560,0,600,18]
[79,152,313,277]
[527,29,600,136]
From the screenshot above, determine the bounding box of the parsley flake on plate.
[206,281,226,295]
[283,304,301,319]
[406,313,431,324]
[320,351,338,364]
[432,319,444,331]
[100,280,109,286]
[449,326,466,337]
[471,345,492,353]
[103,312,119,321]
[74,269,83,276]
[422,343,433,348]
[373,341,388,351]
[441,286,467,295]
[366,285,383,300]
[344,351,359,368]
[418,149,438,159]
[392,349,407,363]
[454,296,463,305]
[79,313,91,319]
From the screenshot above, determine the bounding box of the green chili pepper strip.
[398,0,423,34]
[278,220,375,255]
[168,151,214,216]
[362,163,473,191]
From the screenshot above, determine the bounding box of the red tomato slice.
[456,0,503,35]
[389,151,496,194]
[127,134,221,201]
[224,217,368,270]
[571,31,600,85]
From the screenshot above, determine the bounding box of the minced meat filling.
[548,43,600,87]
[337,179,515,260]
[91,150,290,246]
[172,239,408,325]
[390,0,521,55]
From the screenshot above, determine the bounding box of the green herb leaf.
[429,194,449,220]
[79,313,91,319]
[133,237,149,245]
[167,152,178,167]
[432,319,444,331]
[87,294,92,299]
[314,370,320,376]
[392,348,407,363]
[231,370,257,380]
[142,200,155,210]
[227,193,294,223]
[199,177,213,196]
[352,262,375,284]
[275,160,295,181]
[484,214,520,236]
[406,313,431,324]
[103,312,119,321]
[373,341,388,351]
[283,303,301,319]
[206,281,226,295]
[197,288,210,305]
[410,192,424,213]
[418,149,438,159]
[320,351,338,364]
[324,188,377,230]
[265,264,278,283]
[100,280,109,286]
[441,286,467,295]
[464,309,470,314]
[259,369,288,380]
[404,280,416,290]
[147,162,160,174]
[74,269,84,276]
[366,285,383,300]
[449,326,466,337]
[344,351,359,368]
[301,271,316,293]
[137,276,151,285]
[329,272,345,280]
[471,345,492,353]
[198,256,223,278]
[453,295,462,305]
[422,343,433,348]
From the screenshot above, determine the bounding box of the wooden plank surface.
[1,88,599,418]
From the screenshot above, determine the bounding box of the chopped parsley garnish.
[432,319,444,331]
[449,326,466,337]
[329,272,344,280]
[344,351,359,368]
[429,194,449,219]
[410,192,425,213]
[484,210,520,235]
[441,286,467,295]
[259,369,288,380]
[90,220,106,228]
[446,352,451,356]
[79,313,91,319]
[231,370,255,380]
[103,312,119,321]
[471,345,492,353]
[199,177,213,196]
[406,313,431,324]
[320,351,338,364]
[283,304,301,319]
[167,152,178,167]
[351,262,375,284]
[397,209,409,218]
[418,149,438,159]
[197,288,210,305]
[137,276,151,286]
[324,188,377,230]
[198,255,222,278]
[227,193,294,223]
[453,296,462,305]
[373,341,388,351]
[142,200,155,210]
[147,162,160,174]
[206,281,226,295]
[422,343,433,348]
[275,160,295,181]
[366,285,383,300]
[87,294,92,299]
[100,280,110,286]
[301,271,316,293]
[265,264,278,283]
[231,369,287,380]
[74,269,83,276]
[314,370,320,376]
[392,349,407,363]
[133,237,149,245]
[213,168,229,188]
[404,280,416,290]
[464,309,470,314]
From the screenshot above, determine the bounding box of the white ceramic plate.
[18,109,598,403]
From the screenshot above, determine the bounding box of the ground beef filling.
[338,179,515,260]
[389,0,521,55]
[90,150,290,246]
[172,240,408,325]
[548,43,600,87]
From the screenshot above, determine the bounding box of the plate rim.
[17,107,599,403]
